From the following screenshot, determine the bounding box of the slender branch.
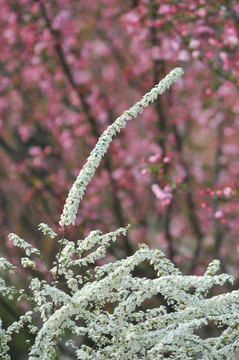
[89,334,104,356]
[52,228,66,313]
[212,114,226,272]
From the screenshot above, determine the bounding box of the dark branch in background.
[149,1,206,267]
[171,123,205,273]
[164,203,174,259]
[150,42,167,155]
[130,0,140,8]
[0,132,59,212]
[35,0,133,256]
[149,1,175,260]
[212,112,226,272]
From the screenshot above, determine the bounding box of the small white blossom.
[21,257,37,269]
[0,278,17,300]
[8,233,40,256]
[6,311,33,336]
[0,258,17,273]
[26,243,239,359]
[38,223,57,239]
[0,318,11,359]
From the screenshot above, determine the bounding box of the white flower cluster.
[38,223,57,239]
[8,233,40,256]
[3,224,239,360]
[21,257,37,269]
[50,227,128,293]
[0,258,17,273]
[0,319,10,360]
[3,237,237,360]
[6,311,33,336]
[59,68,184,228]
[0,278,18,300]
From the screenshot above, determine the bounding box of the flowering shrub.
[1,69,239,359]
[2,1,239,278]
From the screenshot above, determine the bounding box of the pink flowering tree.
[1,5,239,354]
[1,68,239,360]
[0,0,239,354]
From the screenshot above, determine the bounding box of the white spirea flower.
[0,258,17,273]
[27,245,239,360]
[8,233,40,256]
[6,311,33,336]
[0,278,17,300]
[2,226,239,359]
[21,257,37,269]
[0,318,11,358]
[59,68,184,227]
[38,223,57,239]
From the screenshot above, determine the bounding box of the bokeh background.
[1,0,239,358]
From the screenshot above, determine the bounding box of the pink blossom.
[151,46,163,60]
[178,50,190,62]
[196,25,214,36]
[141,168,150,176]
[192,50,200,59]
[148,153,161,163]
[189,39,200,49]
[214,210,224,219]
[223,187,233,197]
[205,88,212,96]
[29,146,42,157]
[163,157,170,163]
[224,127,235,137]
[197,8,207,17]
[223,144,238,155]
[151,184,172,206]
[208,38,218,46]
[158,4,176,15]
[44,146,52,155]
[156,233,168,249]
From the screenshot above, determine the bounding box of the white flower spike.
[59,68,184,227]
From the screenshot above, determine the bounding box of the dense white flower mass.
[2,68,239,359]
[2,223,239,360]
[38,223,57,239]
[59,68,184,228]
[8,233,40,256]
[4,235,239,360]
[0,258,17,273]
